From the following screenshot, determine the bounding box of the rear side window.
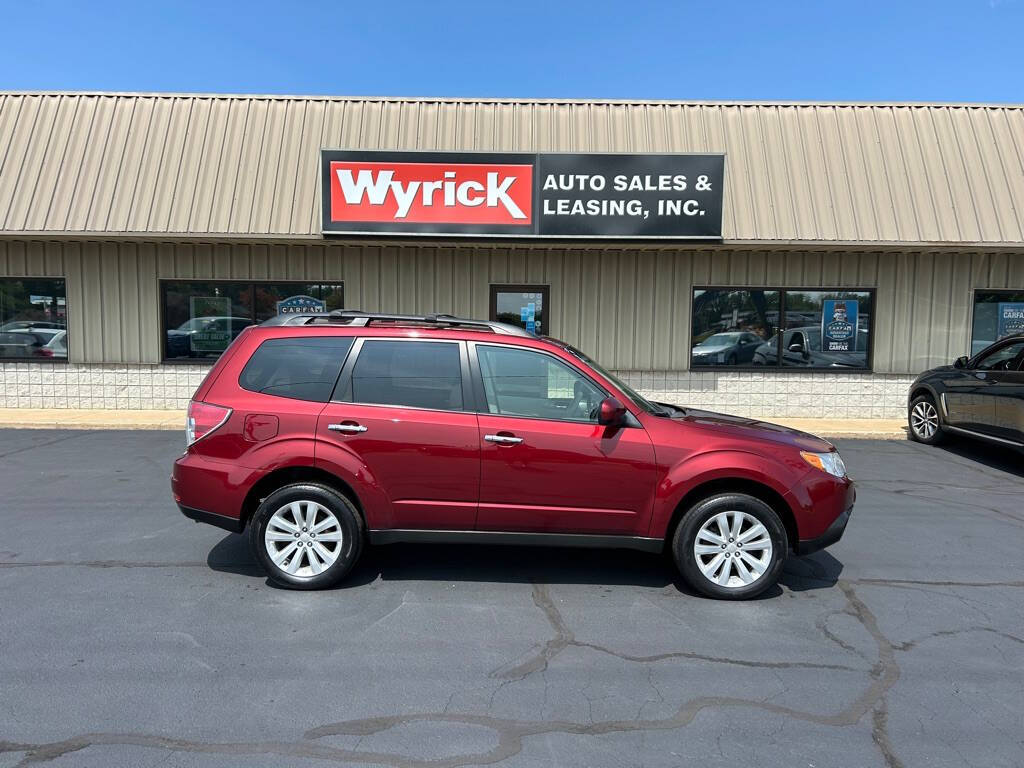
[349,340,463,411]
[239,337,353,402]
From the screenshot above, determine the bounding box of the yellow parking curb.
[0,409,183,430]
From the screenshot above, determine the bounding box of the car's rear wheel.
[908,394,944,445]
[250,483,364,590]
[672,493,787,600]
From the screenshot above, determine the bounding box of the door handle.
[484,434,523,445]
[328,423,368,434]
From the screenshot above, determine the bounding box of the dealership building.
[1,91,1023,418]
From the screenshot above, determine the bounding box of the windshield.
[697,333,740,346]
[561,343,668,416]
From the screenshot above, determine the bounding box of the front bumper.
[795,496,853,555]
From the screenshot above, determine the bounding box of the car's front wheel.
[908,394,944,445]
[250,483,364,589]
[672,493,787,600]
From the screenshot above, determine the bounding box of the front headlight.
[800,450,847,478]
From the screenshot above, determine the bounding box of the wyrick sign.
[320,150,725,239]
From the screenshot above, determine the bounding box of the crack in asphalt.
[857,481,1024,527]
[872,698,905,768]
[892,627,1024,652]
[0,431,95,460]
[491,583,860,677]
[0,580,905,767]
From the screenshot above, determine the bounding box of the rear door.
[316,338,481,530]
[471,343,658,536]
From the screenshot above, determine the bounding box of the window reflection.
[162,281,344,361]
[691,288,872,369]
[691,290,779,366]
[972,291,1024,356]
[0,278,68,360]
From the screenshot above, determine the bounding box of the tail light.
[186,401,232,447]
[34,347,54,357]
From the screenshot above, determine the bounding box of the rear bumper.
[796,497,853,555]
[172,451,263,533]
[178,504,245,533]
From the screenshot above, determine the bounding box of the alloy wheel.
[910,400,939,440]
[693,510,774,589]
[264,500,343,578]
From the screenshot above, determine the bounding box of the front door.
[471,343,658,536]
[947,340,1024,433]
[979,341,1024,442]
[317,338,480,530]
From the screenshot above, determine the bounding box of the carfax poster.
[822,299,858,353]
[997,302,1024,339]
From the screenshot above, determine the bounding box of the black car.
[908,335,1024,447]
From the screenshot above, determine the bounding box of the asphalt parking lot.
[0,430,1022,768]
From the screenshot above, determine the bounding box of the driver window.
[974,341,1024,371]
[477,345,605,422]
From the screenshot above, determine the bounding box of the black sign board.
[321,150,724,239]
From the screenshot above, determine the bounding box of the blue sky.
[1,0,1022,102]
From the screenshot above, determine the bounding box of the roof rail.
[261,309,533,337]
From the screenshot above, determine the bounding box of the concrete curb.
[0,409,908,439]
[0,409,183,430]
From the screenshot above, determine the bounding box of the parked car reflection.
[753,327,867,368]
[166,316,253,358]
[0,320,65,332]
[691,331,764,366]
[0,328,68,359]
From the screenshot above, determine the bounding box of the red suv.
[172,311,854,599]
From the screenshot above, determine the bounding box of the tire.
[726,353,737,365]
[672,493,787,600]
[908,394,944,445]
[250,483,364,590]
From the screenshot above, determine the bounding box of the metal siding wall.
[1,240,1023,372]
[4,94,1024,245]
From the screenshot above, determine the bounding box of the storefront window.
[778,291,872,369]
[691,289,780,367]
[691,288,873,370]
[161,281,344,361]
[971,290,1024,356]
[0,278,68,360]
[490,285,549,336]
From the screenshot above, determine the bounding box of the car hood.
[656,405,834,452]
[692,344,732,354]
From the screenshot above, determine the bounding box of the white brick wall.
[615,370,916,419]
[0,362,210,410]
[1,362,914,418]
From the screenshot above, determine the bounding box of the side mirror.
[788,342,804,353]
[954,355,970,369]
[598,396,627,426]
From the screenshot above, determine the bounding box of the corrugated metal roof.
[1,91,1023,244]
